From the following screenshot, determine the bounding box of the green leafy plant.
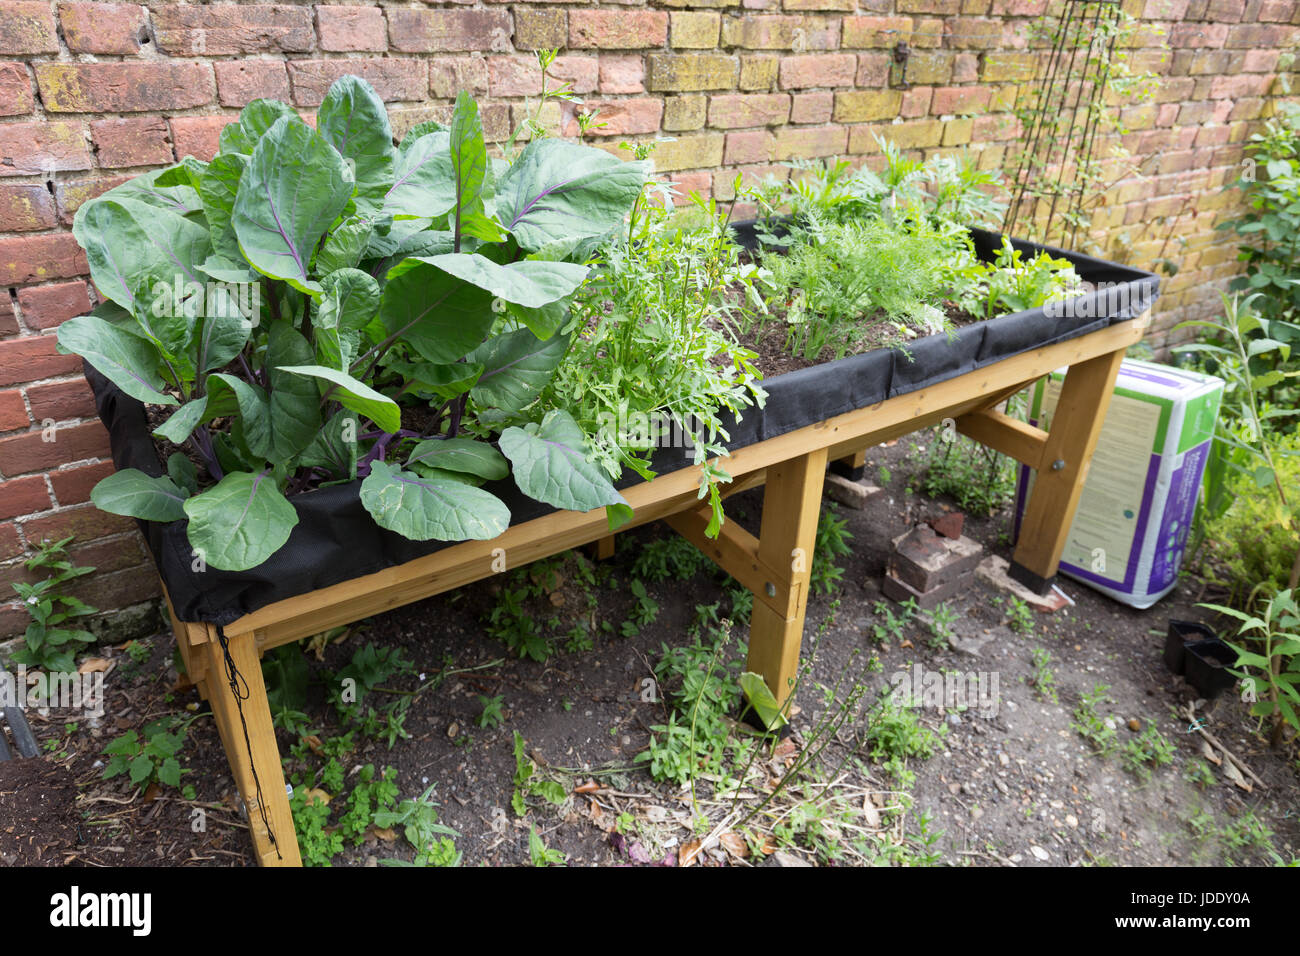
[811,506,853,595]
[1178,293,1299,596]
[102,713,197,790]
[630,534,710,583]
[374,784,461,867]
[476,693,505,729]
[58,75,647,573]
[9,537,97,673]
[528,824,567,866]
[511,730,566,816]
[926,602,959,649]
[1201,588,1300,747]
[1071,684,1118,756]
[1219,101,1300,326]
[1119,721,1176,780]
[638,622,746,789]
[546,189,767,536]
[1029,647,1059,704]
[1006,597,1036,634]
[869,598,917,646]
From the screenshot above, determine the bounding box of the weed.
[9,537,97,674]
[1006,597,1036,634]
[1071,685,1119,756]
[870,598,918,646]
[1120,722,1176,779]
[528,825,567,866]
[1029,647,1059,704]
[101,713,197,790]
[811,506,853,595]
[477,694,505,730]
[374,785,462,867]
[512,731,567,816]
[631,535,710,583]
[926,602,959,648]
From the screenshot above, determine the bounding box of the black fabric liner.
[86,225,1160,625]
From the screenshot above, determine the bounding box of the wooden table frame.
[165,314,1144,866]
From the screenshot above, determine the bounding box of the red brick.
[1225,23,1291,47]
[1169,23,1228,48]
[152,3,314,55]
[0,421,111,476]
[69,564,161,613]
[0,475,49,520]
[0,183,56,232]
[780,54,857,89]
[53,177,130,226]
[724,130,773,164]
[773,125,847,160]
[0,235,87,286]
[563,98,663,136]
[900,86,932,117]
[386,9,513,53]
[1243,49,1281,72]
[708,93,791,128]
[599,56,645,94]
[37,63,215,113]
[857,53,891,87]
[17,281,92,331]
[0,605,28,640]
[931,86,991,114]
[723,14,839,50]
[91,117,173,169]
[0,298,15,338]
[0,522,20,560]
[316,5,387,52]
[0,336,82,387]
[0,389,26,432]
[843,16,913,48]
[287,59,427,107]
[0,2,58,55]
[1209,74,1274,99]
[668,172,712,205]
[488,56,598,98]
[169,116,229,162]
[215,60,291,107]
[570,10,669,49]
[0,61,32,116]
[49,460,115,506]
[790,92,834,124]
[58,2,145,54]
[952,53,978,84]
[19,504,134,546]
[429,57,490,99]
[26,378,96,423]
[0,122,91,177]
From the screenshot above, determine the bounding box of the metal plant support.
[1004,0,1124,251]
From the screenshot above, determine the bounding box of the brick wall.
[0,0,1294,639]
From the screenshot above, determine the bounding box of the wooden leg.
[595,534,615,560]
[199,624,301,867]
[746,447,828,710]
[1010,348,1126,594]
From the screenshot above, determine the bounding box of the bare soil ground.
[6,435,1297,868]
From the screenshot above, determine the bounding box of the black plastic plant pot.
[1164,619,1217,675]
[1183,638,1238,700]
[85,226,1159,628]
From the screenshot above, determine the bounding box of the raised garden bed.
[59,76,1160,865]
[89,228,1157,626]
